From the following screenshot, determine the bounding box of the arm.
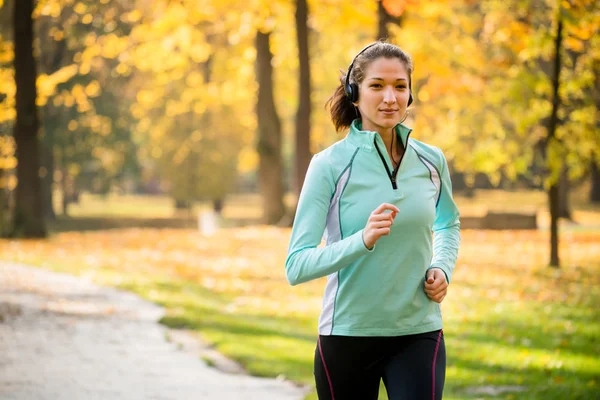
[427,149,461,283]
[285,153,372,286]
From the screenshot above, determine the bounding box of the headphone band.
[344,43,379,95]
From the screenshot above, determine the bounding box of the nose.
[383,86,396,104]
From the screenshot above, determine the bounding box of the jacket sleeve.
[427,149,461,283]
[285,153,372,286]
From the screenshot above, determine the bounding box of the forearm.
[429,223,460,282]
[285,230,370,285]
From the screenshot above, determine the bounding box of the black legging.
[314,330,446,400]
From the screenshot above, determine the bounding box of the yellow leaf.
[81,14,93,25]
[136,90,157,108]
[84,33,97,48]
[115,63,130,76]
[382,0,418,17]
[67,164,80,176]
[125,9,142,23]
[190,43,211,63]
[85,81,101,97]
[36,64,78,102]
[100,34,126,59]
[74,2,86,14]
[0,157,16,169]
[79,62,91,75]
[63,93,74,108]
[0,41,14,63]
[564,37,584,53]
[237,147,259,174]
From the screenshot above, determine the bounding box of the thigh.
[314,335,384,400]
[382,330,446,400]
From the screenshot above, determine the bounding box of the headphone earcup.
[346,82,359,103]
[408,91,413,107]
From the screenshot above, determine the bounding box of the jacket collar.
[346,119,412,151]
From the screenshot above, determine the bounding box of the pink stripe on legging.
[318,336,335,400]
[431,330,443,400]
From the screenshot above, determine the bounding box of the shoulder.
[312,136,359,177]
[408,138,448,170]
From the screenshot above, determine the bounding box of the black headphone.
[344,43,413,106]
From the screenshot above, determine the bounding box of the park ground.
[0,188,599,400]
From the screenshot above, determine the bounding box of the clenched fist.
[424,268,448,303]
[362,203,399,250]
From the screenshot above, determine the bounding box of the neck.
[378,126,403,165]
[378,128,395,150]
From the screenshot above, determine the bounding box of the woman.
[285,41,461,399]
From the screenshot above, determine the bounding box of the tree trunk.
[0,165,7,236]
[41,127,56,220]
[10,0,46,238]
[174,198,191,210]
[213,198,223,215]
[256,31,285,225]
[546,11,563,268]
[38,17,68,221]
[558,165,572,220]
[294,0,311,200]
[61,168,70,216]
[377,0,401,41]
[549,183,560,267]
[591,161,600,203]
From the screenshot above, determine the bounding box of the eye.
[370,83,382,88]
[396,85,407,90]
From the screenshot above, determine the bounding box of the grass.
[2,189,599,399]
[0,224,598,399]
[48,187,600,234]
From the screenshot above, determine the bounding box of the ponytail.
[325,77,359,133]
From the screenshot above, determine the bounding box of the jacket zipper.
[373,132,411,190]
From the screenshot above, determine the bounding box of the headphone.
[344,43,413,107]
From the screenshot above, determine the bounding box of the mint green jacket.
[285,120,461,336]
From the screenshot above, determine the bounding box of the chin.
[379,119,401,128]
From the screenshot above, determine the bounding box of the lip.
[380,109,398,114]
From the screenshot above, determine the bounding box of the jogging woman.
[285,41,461,399]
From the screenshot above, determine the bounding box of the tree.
[256,30,285,225]
[36,10,69,220]
[124,3,255,210]
[389,0,599,268]
[377,0,402,40]
[0,1,14,235]
[546,8,563,267]
[592,65,600,204]
[293,0,311,202]
[11,0,46,237]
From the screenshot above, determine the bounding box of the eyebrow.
[367,77,408,82]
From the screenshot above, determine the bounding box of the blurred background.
[0,0,598,399]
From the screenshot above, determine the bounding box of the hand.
[362,203,399,250]
[424,268,448,303]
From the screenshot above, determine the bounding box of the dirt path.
[0,262,308,400]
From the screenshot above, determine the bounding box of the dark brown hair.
[325,41,414,132]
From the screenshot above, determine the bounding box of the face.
[354,57,411,134]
